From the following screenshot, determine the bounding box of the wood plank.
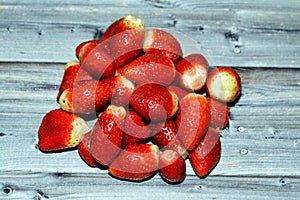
[0,1,299,67]
[1,172,300,200]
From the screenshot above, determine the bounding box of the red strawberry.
[75,39,102,59]
[189,128,221,178]
[159,149,186,184]
[79,40,115,79]
[59,77,116,114]
[207,97,230,129]
[101,18,122,41]
[129,83,178,121]
[143,29,183,62]
[206,67,241,103]
[176,93,210,152]
[109,15,145,68]
[108,144,160,181]
[78,131,98,167]
[37,109,90,151]
[77,40,103,61]
[167,85,188,101]
[57,60,94,102]
[123,110,151,147]
[115,53,176,86]
[151,120,187,158]
[90,105,126,166]
[175,54,209,91]
[111,76,135,106]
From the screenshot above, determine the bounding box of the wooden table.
[0,1,299,199]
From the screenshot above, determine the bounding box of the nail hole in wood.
[2,186,13,195]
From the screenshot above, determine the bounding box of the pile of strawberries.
[37,15,241,184]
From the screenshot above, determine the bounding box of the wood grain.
[0,0,299,67]
[0,0,300,199]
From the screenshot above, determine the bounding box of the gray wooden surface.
[0,0,300,199]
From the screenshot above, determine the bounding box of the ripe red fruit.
[116,53,176,86]
[90,105,126,166]
[101,18,122,41]
[111,76,135,106]
[151,120,187,158]
[109,144,160,181]
[56,60,94,102]
[79,40,116,79]
[167,85,188,101]
[123,110,151,147]
[176,93,210,152]
[143,29,183,62]
[78,131,98,167]
[129,83,178,121]
[175,54,209,91]
[59,77,116,114]
[206,67,241,103]
[109,15,145,68]
[75,39,102,59]
[38,109,90,151]
[207,97,230,129]
[189,128,221,178]
[159,149,186,184]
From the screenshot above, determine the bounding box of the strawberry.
[189,128,221,178]
[75,39,102,59]
[108,144,160,181]
[90,105,126,166]
[206,67,241,103]
[59,77,116,114]
[175,54,209,91]
[143,29,183,62]
[129,83,178,121]
[167,85,188,101]
[56,60,94,102]
[37,109,90,151]
[101,18,122,41]
[109,15,145,68]
[79,40,115,79]
[151,120,188,158]
[207,97,230,129]
[123,110,151,147]
[176,93,210,152]
[78,131,98,167]
[159,149,186,184]
[115,53,176,86]
[111,76,135,107]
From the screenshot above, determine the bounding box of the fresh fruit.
[59,77,116,114]
[176,93,210,152]
[159,149,186,184]
[109,144,160,181]
[57,60,94,102]
[101,18,122,41]
[151,120,187,158]
[111,76,135,106]
[79,40,116,79]
[143,29,183,62]
[109,15,145,68]
[78,131,98,167]
[123,110,151,147]
[90,105,126,166]
[167,85,188,101]
[129,83,178,121]
[175,54,209,91]
[38,109,90,151]
[189,128,221,178]
[206,67,241,103]
[116,53,176,86]
[75,39,102,59]
[207,97,230,129]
